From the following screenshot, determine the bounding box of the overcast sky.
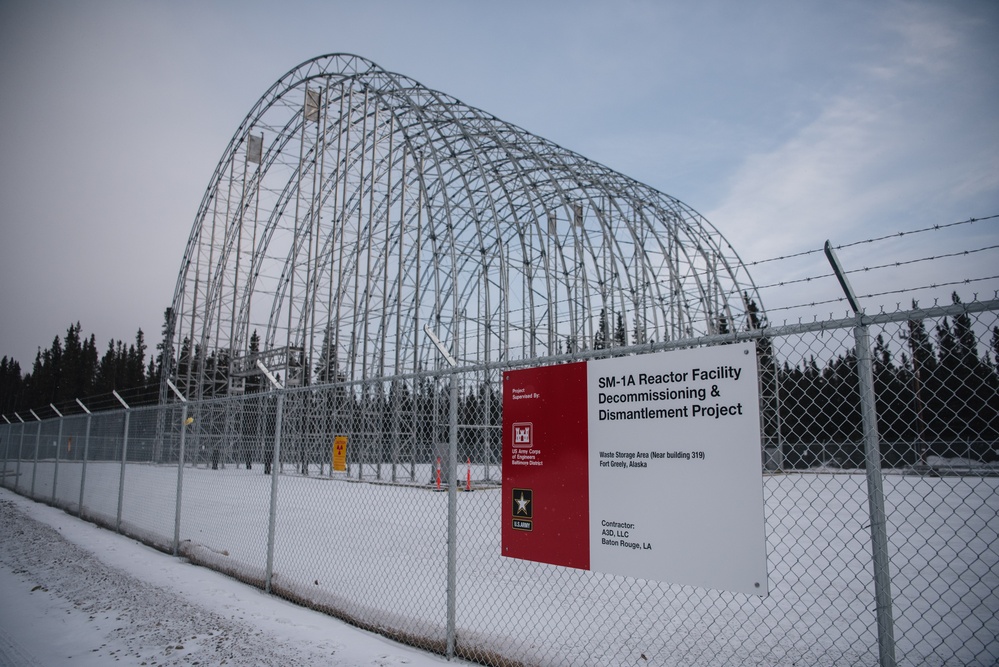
[1,0,997,369]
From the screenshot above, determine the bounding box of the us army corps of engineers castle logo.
[512,422,532,448]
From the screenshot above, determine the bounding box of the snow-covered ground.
[3,460,998,666]
[0,487,464,666]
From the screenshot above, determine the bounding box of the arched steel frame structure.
[166,54,763,399]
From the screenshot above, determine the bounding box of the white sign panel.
[586,342,768,595]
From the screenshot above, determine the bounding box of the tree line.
[0,321,166,417]
[772,294,999,467]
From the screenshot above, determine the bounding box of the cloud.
[709,95,903,258]
[706,2,999,266]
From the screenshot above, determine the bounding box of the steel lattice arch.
[166,54,762,398]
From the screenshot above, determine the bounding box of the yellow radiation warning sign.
[332,435,348,472]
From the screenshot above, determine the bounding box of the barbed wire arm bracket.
[824,241,862,315]
[423,324,458,368]
[165,379,188,403]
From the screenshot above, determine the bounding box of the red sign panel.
[501,362,589,569]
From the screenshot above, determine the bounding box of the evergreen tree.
[951,294,977,366]
[26,337,62,408]
[61,323,84,403]
[593,308,609,350]
[0,357,24,415]
[873,333,890,369]
[947,293,996,445]
[128,329,147,389]
[176,337,194,396]
[82,334,98,394]
[825,352,863,463]
[50,335,64,402]
[992,327,999,372]
[632,310,647,344]
[872,334,912,464]
[933,316,960,443]
[314,326,338,384]
[154,307,176,383]
[802,356,822,444]
[211,347,231,397]
[936,316,957,367]
[95,340,114,393]
[904,311,936,461]
[744,293,777,445]
[614,312,627,347]
[744,292,766,330]
[245,331,263,393]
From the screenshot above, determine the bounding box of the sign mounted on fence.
[502,342,769,596]
[332,435,348,473]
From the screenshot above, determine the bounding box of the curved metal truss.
[166,54,763,398]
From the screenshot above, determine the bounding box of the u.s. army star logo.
[511,488,533,531]
[512,488,532,518]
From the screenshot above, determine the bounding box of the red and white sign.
[502,342,768,596]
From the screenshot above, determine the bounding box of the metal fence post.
[114,391,131,533]
[76,399,91,518]
[855,319,898,667]
[256,359,287,594]
[0,421,8,488]
[14,415,25,492]
[0,421,6,487]
[446,364,459,660]
[424,322,461,659]
[51,404,64,505]
[30,410,42,497]
[826,241,897,667]
[174,403,188,555]
[266,391,284,593]
[166,379,189,556]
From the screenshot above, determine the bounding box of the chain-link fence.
[1,299,997,666]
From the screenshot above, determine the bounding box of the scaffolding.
[164,53,763,401]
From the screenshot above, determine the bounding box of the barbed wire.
[764,274,999,315]
[747,214,998,267]
[2,383,162,421]
[838,213,999,250]
[755,243,999,292]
